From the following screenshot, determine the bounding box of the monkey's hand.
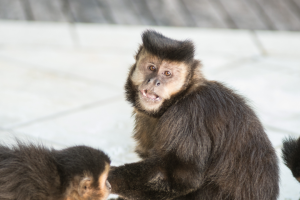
[108,158,202,200]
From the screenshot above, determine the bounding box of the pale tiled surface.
[0,21,73,47]
[0,47,132,90]
[0,21,299,199]
[257,31,300,58]
[0,58,120,129]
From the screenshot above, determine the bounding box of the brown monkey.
[108,30,279,200]
[0,142,111,200]
[282,137,300,182]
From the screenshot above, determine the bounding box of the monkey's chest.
[134,129,156,159]
[133,113,159,158]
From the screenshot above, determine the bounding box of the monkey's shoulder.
[193,80,246,101]
[170,80,250,114]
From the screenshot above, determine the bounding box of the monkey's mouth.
[140,90,161,101]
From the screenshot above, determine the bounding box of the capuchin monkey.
[282,137,300,182]
[0,142,111,200]
[108,30,279,200]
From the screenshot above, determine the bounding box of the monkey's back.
[193,81,279,199]
[153,80,279,199]
[0,144,62,200]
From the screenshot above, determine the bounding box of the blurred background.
[1,0,300,30]
[0,0,300,199]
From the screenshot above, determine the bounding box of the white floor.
[0,21,299,199]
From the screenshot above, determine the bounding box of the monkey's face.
[131,52,188,113]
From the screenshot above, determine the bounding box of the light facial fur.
[131,50,188,112]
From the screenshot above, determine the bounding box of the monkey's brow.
[161,65,183,72]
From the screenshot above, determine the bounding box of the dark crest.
[142,30,195,62]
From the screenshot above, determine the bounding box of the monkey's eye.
[164,71,171,76]
[149,65,156,71]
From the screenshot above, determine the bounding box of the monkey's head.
[125,30,203,117]
[58,146,111,200]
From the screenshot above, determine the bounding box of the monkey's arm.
[108,157,203,200]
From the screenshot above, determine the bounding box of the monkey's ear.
[78,177,93,198]
[135,45,143,60]
[99,163,110,190]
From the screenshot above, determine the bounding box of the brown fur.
[282,137,300,182]
[108,30,279,200]
[0,142,111,200]
[133,110,158,159]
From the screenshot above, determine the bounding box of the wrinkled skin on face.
[131,51,188,113]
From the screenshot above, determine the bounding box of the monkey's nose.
[156,81,160,86]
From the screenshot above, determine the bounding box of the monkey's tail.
[282,137,300,181]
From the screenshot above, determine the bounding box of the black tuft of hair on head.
[142,30,195,62]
